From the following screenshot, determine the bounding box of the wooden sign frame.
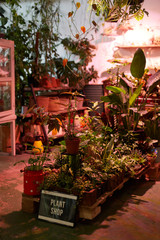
[38,190,78,227]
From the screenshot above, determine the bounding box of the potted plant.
[48,91,84,154]
[146,152,157,166]
[2,0,61,112]
[54,37,98,88]
[101,48,160,143]
[14,148,51,196]
[62,92,83,155]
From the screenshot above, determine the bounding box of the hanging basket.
[65,137,80,155]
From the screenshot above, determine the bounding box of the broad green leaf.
[129,84,142,106]
[106,86,126,94]
[130,48,146,78]
[146,70,160,93]
[101,94,123,108]
[120,76,133,93]
[101,95,111,102]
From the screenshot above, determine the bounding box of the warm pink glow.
[124,28,153,46]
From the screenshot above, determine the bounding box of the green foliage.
[101,78,143,131]
[42,104,151,197]
[130,48,146,79]
[48,91,85,139]
[103,148,146,177]
[1,0,98,112]
[54,38,98,88]
[1,0,61,112]
[4,5,33,110]
[14,146,51,171]
[143,106,160,145]
[101,48,151,131]
[88,0,148,23]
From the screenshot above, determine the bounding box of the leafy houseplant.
[4,1,33,113]
[48,91,84,154]
[62,92,84,154]
[14,151,50,171]
[88,0,148,23]
[2,0,61,112]
[101,48,160,133]
[14,148,51,196]
[54,37,98,88]
[143,106,160,146]
[43,104,150,205]
[28,0,61,86]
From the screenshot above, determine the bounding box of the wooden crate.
[78,178,129,220]
[22,193,40,213]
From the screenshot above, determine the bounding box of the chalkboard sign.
[38,190,78,227]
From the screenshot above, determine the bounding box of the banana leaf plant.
[101,48,160,131]
[101,78,144,131]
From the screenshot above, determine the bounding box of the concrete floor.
[0,153,160,240]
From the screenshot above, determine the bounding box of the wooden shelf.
[24,86,71,92]
[49,107,87,116]
[116,45,160,49]
[20,108,87,118]
[49,133,65,139]
[25,84,87,143]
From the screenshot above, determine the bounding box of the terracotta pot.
[65,137,80,155]
[36,96,49,112]
[40,75,52,88]
[24,169,44,196]
[51,77,58,88]
[56,78,61,87]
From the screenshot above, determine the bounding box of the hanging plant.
[88,0,148,23]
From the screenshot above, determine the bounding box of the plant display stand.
[21,161,152,218]
[78,162,151,220]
